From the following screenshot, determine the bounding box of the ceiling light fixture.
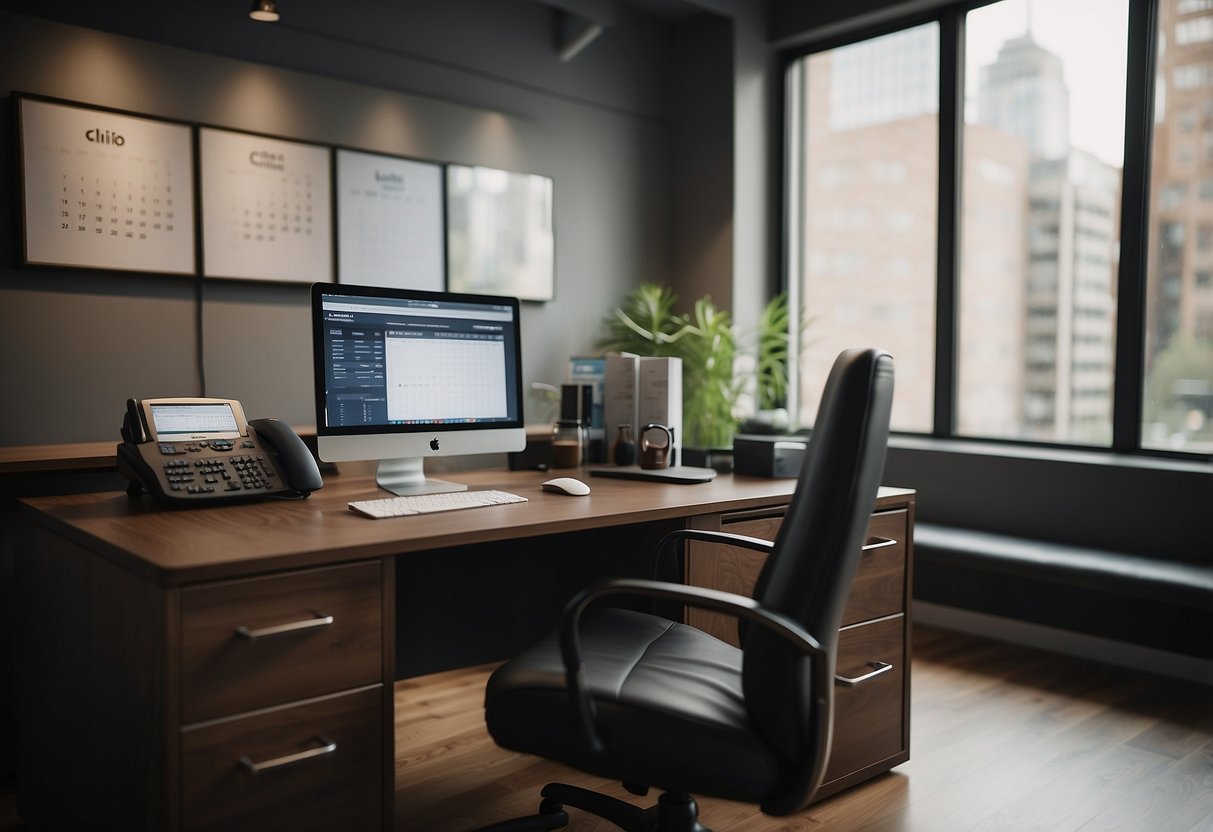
[249,0,280,22]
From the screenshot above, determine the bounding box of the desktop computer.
[311,283,526,495]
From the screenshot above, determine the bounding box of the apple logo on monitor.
[429,438,440,451]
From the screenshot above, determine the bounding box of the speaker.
[732,434,807,478]
[560,384,593,423]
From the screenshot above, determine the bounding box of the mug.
[639,423,673,469]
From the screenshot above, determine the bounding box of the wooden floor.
[0,625,1208,831]
[394,625,1213,832]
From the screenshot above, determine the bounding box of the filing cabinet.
[685,493,914,799]
[14,526,393,832]
[177,561,388,831]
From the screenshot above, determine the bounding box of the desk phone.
[117,397,323,506]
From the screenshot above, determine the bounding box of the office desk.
[15,469,914,831]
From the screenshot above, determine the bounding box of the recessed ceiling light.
[249,0,280,22]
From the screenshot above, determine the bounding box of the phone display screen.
[150,403,240,438]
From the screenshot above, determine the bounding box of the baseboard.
[915,601,1213,686]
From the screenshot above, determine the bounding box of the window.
[955,0,1126,445]
[1144,1,1213,451]
[784,0,1211,459]
[1177,15,1213,44]
[1162,183,1191,208]
[955,0,1125,448]
[1174,62,1213,88]
[787,24,939,432]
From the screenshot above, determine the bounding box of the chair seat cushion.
[484,607,783,802]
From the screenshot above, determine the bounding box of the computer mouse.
[541,477,591,496]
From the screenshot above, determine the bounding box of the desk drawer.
[686,509,907,642]
[842,509,907,626]
[822,614,905,784]
[181,685,383,832]
[181,561,383,724]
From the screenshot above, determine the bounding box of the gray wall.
[670,14,734,309]
[666,3,777,327]
[0,3,683,444]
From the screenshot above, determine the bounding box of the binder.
[604,353,639,465]
[637,356,683,467]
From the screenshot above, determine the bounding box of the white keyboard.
[348,489,528,519]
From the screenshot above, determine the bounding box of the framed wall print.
[335,148,444,291]
[199,126,332,283]
[17,94,196,274]
[446,164,554,302]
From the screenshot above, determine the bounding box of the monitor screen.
[311,283,525,494]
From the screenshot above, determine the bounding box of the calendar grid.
[335,148,444,291]
[18,95,196,274]
[199,126,332,283]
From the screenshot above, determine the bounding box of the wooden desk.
[15,469,914,831]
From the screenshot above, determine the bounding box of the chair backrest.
[740,347,894,815]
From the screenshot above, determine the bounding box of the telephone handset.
[118,397,323,506]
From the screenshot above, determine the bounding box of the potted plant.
[598,283,739,453]
[598,283,793,462]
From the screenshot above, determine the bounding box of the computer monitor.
[311,282,526,495]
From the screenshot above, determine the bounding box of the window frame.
[779,0,1210,461]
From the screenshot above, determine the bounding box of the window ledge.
[888,435,1213,476]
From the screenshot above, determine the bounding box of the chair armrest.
[652,528,774,581]
[558,577,826,757]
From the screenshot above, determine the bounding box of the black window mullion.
[935,9,965,438]
[1112,0,1159,453]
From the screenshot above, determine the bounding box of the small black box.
[732,434,807,478]
[560,384,593,423]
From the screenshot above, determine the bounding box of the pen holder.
[638,423,673,469]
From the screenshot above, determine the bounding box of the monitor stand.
[376,458,468,496]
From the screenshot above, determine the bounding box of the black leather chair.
[481,347,895,832]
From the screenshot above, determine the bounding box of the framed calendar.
[446,164,554,302]
[17,95,196,274]
[199,126,333,283]
[335,148,444,290]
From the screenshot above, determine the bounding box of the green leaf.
[756,292,790,410]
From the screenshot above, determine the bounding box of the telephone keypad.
[156,446,278,498]
[231,454,277,490]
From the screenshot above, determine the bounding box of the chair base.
[480,783,712,832]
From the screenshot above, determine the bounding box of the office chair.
[480,347,895,832]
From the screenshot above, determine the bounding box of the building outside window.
[790,24,939,433]
[1145,0,1213,451]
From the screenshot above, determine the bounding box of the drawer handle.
[239,735,337,775]
[862,536,896,552]
[235,611,333,640]
[835,660,894,687]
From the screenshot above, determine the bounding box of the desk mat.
[587,465,717,484]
